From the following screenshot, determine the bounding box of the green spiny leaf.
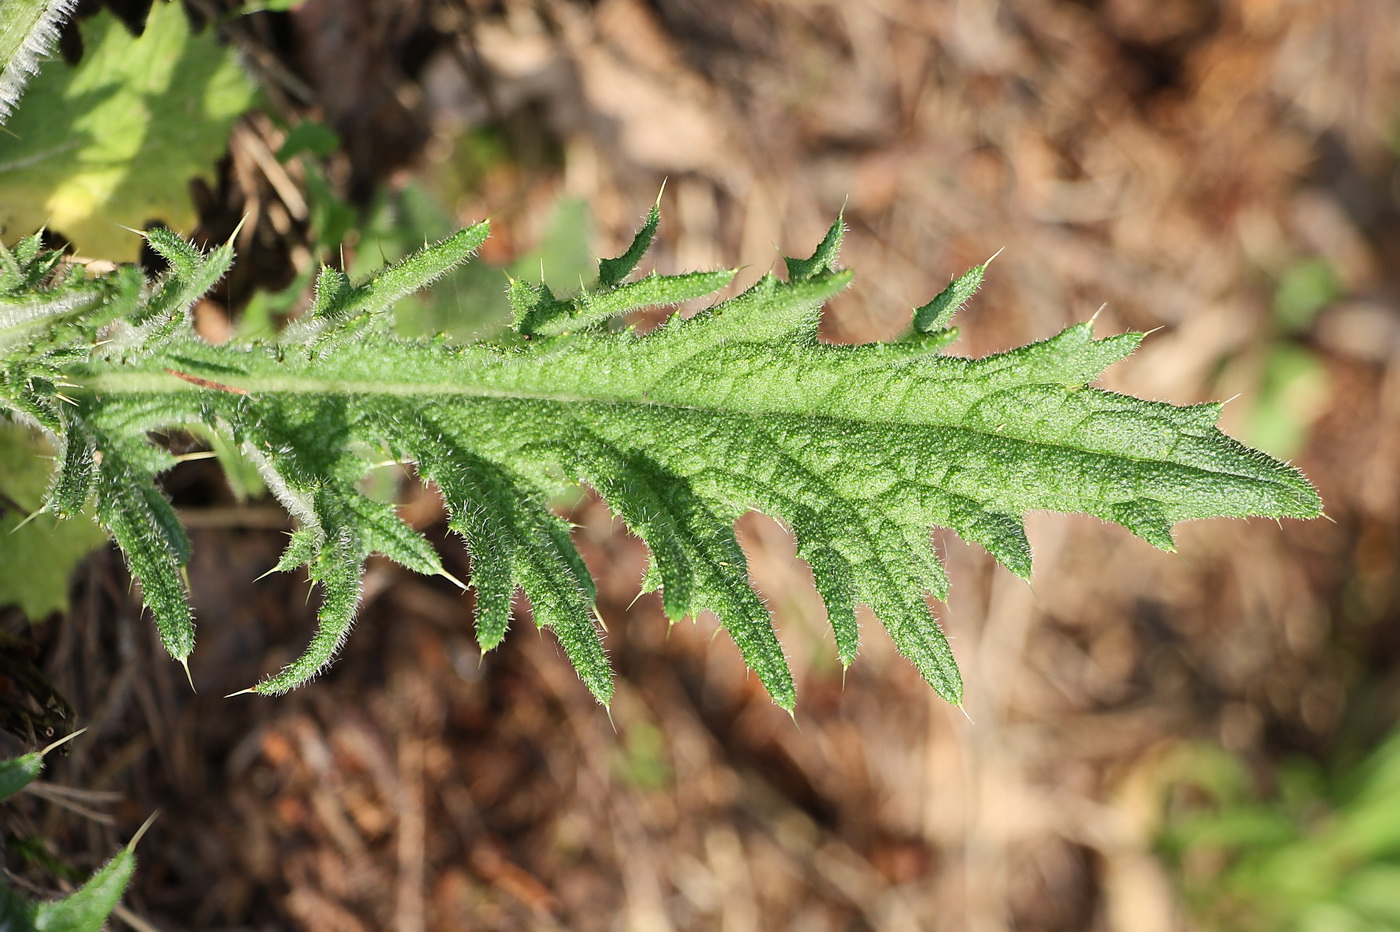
[27,850,135,931]
[92,439,194,663]
[252,524,363,695]
[48,416,96,517]
[0,264,133,357]
[108,228,236,353]
[0,731,136,932]
[274,526,321,574]
[0,232,60,294]
[785,216,845,282]
[346,493,443,577]
[914,253,997,334]
[334,222,491,320]
[309,265,353,319]
[507,278,567,335]
[0,731,84,801]
[0,211,1322,709]
[528,268,736,337]
[598,200,661,288]
[574,439,792,705]
[287,224,490,352]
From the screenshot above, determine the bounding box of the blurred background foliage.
[2,0,1399,929]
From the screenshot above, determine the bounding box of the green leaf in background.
[0,749,43,800]
[0,424,106,619]
[1240,343,1330,461]
[26,845,136,932]
[1161,730,1400,932]
[354,187,594,341]
[0,733,138,932]
[274,119,340,162]
[0,804,149,932]
[1272,257,1342,335]
[0,2,256,261]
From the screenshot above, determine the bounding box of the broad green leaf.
[0,3,256,261]
[0,425,106,619]
[0,214,1322,709]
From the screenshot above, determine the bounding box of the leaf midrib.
[77,359,1316,514]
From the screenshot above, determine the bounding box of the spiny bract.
[0,207,1322,709]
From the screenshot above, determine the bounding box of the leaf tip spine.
[39,728,87,758]
[438,567,467,590]
[127,811,160,852]
[227,213,250,246]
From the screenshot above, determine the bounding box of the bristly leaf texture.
[0,211,1322,710]
[0,0,77,123]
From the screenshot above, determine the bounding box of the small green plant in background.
[0,733,152,931]
[348,184,597,342]
[1159,732,1400,931]
[1230,256,1339,462]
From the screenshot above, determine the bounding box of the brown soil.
[5,0,1400,929]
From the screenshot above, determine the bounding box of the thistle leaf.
[0,731,84,800]
[285,223,490,350]
[0,734,138,932]
[92,438,195,664]
[253,523,362,695]
[523,268,736,337]
[0,209,1322,708]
